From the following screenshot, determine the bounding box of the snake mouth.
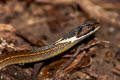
[61,21,100,41]
[76,21,100,38]
[76,25,100,42]
[56,21,100,44]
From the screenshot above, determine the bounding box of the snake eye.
[85,21,100,28]
[75,26,82,37]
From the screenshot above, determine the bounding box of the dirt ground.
[0,0,120,80]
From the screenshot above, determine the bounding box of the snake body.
[0,21,100,70]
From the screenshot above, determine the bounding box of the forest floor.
[0,0,120,80]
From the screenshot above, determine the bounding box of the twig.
[75,0,120,27]
[35,0,75,4]
[31,62,44,80]
[63,40,109,71]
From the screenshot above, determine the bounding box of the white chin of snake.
[58,36,78,43]
[57,26,100,44]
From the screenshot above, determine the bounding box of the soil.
[0,0,120,80]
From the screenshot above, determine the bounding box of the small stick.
[31,62,44,80]
[75,0,120,27]
[60,40,109,70]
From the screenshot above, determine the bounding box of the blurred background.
[0,0,120,80]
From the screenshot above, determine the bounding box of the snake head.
[57,21,100,44]
[76,21,100,38]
